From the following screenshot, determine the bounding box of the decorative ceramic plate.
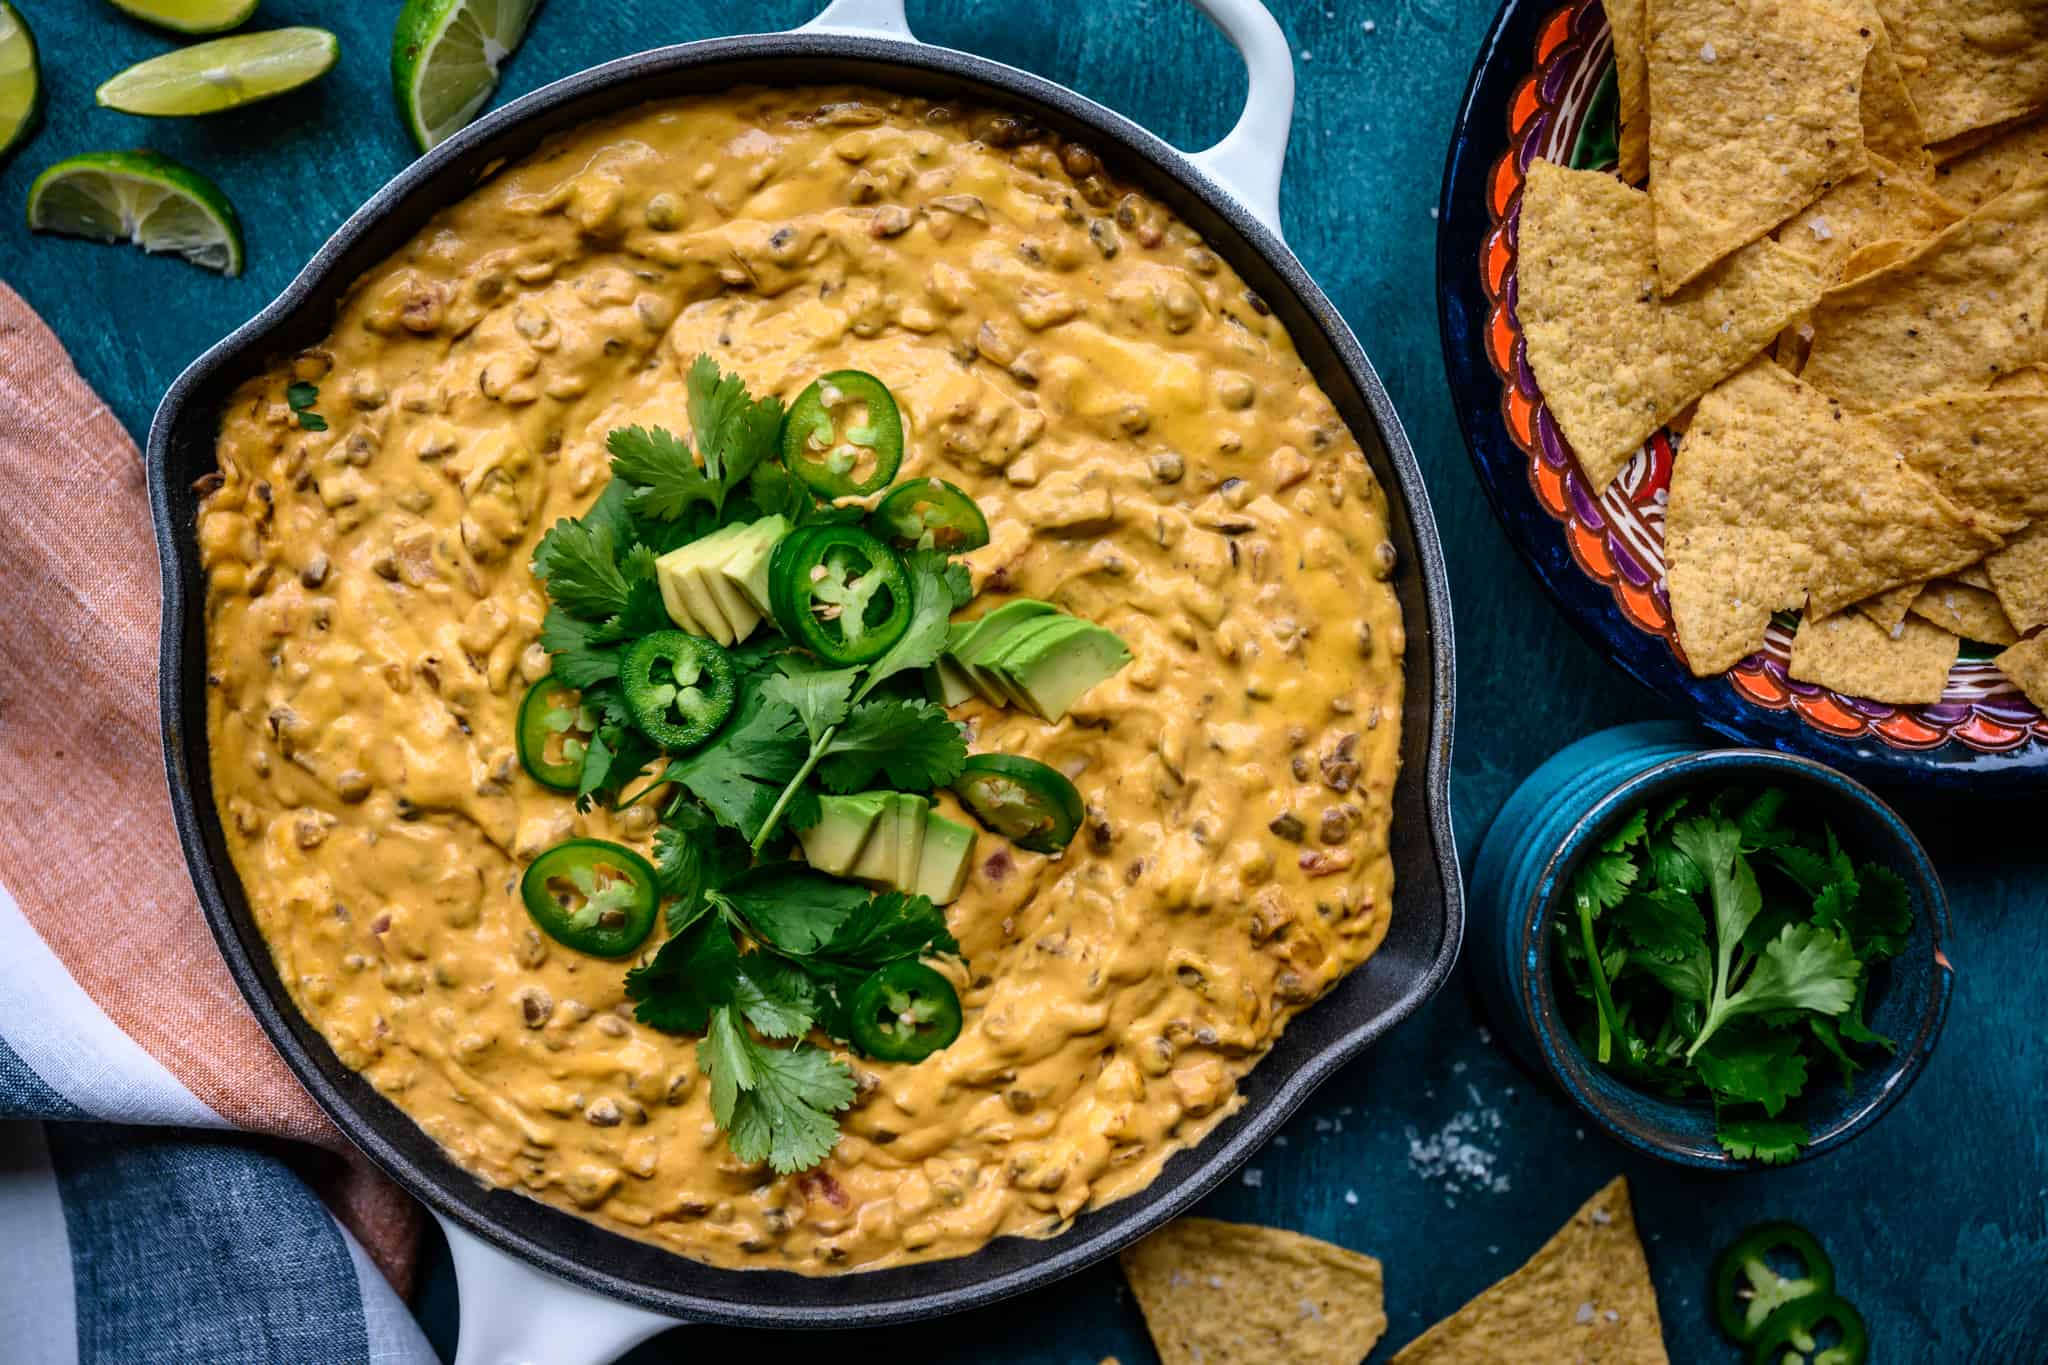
[1438,0,2048,790]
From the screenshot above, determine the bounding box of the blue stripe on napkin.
[45,1124,372,1365]
[0,1034,86,1121]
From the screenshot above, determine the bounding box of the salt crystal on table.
[1243,1168,1264,1188]
[1364,19,1377,32]
[1344,1189,1359,1205]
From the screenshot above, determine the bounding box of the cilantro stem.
[750,723,837,853]
[1577,895,1621,1066]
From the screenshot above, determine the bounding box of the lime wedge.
[27,150,244,276]
[0,3,40,161]
[97,28,339,116]
[103,0,258,35]
[392,0,542,152]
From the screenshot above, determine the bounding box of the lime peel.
[392,0,543,152]
[97,27,340,116]
[27,150,245,276]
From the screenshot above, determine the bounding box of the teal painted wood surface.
[4,0,2043,1358]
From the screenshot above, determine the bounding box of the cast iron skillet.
[146,0,1461,1347]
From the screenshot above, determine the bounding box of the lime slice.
[392,0,542,152]
[97,28,339,116]
[102,0,258,36]
[27,150,244,276]
[0,2,40,161]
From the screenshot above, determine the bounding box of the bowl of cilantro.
[1469,721,1954,1168]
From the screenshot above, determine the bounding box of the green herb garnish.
[1554,785,1910,1165]
[285,380,327,431]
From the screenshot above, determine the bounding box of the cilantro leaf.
[685,353,785,493]
[1693,1025,1808,1116]
[577,720,656,808]
[699,1006,854,1174]
[907,548,974,610]
[762,665,858,745]
[816,700,969,793]
[1729,924,1860,1019]
[1611,887,1707,963]
[1818,863,1912,961]
[661,690,812,838]
[1573,847,1638,917]
[1633,946,1712,1003]
[853,552,958,702]
[608,425,718,522]
[539,609,623,689]
[1601,807,1648,853]
[532,517,639,620]
[1735,787,1791,850]
[1672,816,1762,951]
[1715,1115,1806,1165]
[734,957,819,1039]
[624,912,738,1034]
[819,889,958,967]
[1766,843,1836,897]
[717,864,870,954]
[652,807,748,929]
[285,381,327,431]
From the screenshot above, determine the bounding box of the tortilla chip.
[1909,578,2021,643]
[1859,581,1922,629]
[1855,0,1937,178]
[1996,631,2048,709]
[1877,1,2048,145]
[1789,610,1961,702]
[1611,0,1651,183]
[1666,360,2002,674]
[1120,1219,1387,1365]
[1519,160,1822,488]
[1959,562,1996,589]
[1776,155,1964,281]
[1990,363,2048,393]
[1647,0,1871,292]
[1986,521,2048,631]
[1390,1177,1667,1364]
[1837,237,1919,280]
[1867,392,2048,530]
[1801,180,2048,411]
[1932,113,2048,207]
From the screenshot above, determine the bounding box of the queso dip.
[197,86,1405,1272]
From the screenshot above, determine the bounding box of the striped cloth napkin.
[0,282,436,1364]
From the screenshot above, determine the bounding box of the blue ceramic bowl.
[1470,721,1955,1167]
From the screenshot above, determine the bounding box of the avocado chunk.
[977,616,1088,714]
[655,536,737,645]
[718,514,790,617]
[993,620,1132,721]
[949,600,1058,706]
[796,793,889,876]
[850,795,901,884]
[926,655,979,708]
[913,812,977,905]
[892,793,930,889]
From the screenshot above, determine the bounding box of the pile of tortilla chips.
[1118,1179,1670,1364]
[1518,0,2048,711]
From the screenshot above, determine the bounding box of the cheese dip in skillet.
[196,86,1404,1273]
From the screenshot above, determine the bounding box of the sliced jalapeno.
[516,677,596,792]
[782,369,904,498]
[768,525,912,665]
[1748,1294,1867,1365]
[1714,1222,1837,1344]
[848,961,962,1062]
[520,839,659,957]
[873,477,990,553]
[620,630,736,751]
[951,754,1084,854]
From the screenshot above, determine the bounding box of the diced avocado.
[718,514,790,617]
[926,655,978,707]
[655,538,737,645]
[850,796,901,883]
[893,793,930,889]
[973,615,1083,713]
[796,793,890,876]
[994,620,1133,722]
[950,600,1058,706]
[913,813,977,905]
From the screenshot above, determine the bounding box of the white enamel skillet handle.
[439,4,1297,1361]
[807,0,1298,240]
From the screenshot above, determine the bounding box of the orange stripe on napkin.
[0,281,420,1292]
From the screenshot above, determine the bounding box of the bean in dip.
[197,86,1405,1273]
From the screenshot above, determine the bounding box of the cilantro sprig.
[1555,785,1911,1165]
[522,355,979,1175]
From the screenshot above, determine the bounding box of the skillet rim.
[146,29,1462,1327]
